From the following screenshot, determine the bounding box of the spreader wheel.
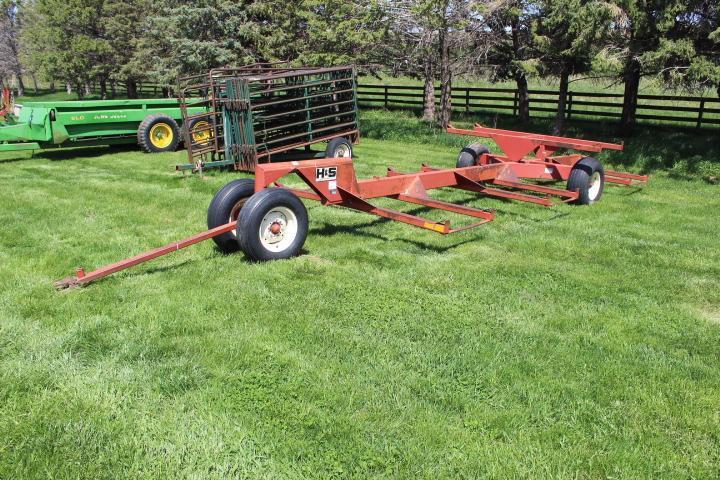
[138,114,180,153]
[237,188,308,262]
[207,179,256,253]
[187,117,214,146]
[567,157,605,205]
[456,143,490,168]
[326,138,353,158]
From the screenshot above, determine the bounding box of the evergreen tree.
[485,0,536,124]
[136,0,266,86]
[298,0,388,66]
[608,0,687,132]
[101,0,152,98]
[0,0,24,95]
[21,0,109,98]
[531,0,615,134]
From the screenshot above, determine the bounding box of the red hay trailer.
[55,126,647,288]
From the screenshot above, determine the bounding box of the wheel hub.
[259,207,298,252]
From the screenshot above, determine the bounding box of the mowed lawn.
[1,112,719,478]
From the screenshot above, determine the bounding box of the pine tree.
[0,0,25,96]
[135,0,266,86]
[608,0,687,132]
[531,0,615,134]
[485,0,536,124]
[21,0,109,98]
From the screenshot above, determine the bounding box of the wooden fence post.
[567,92,573,120]
[512,91,518,117]
[465,88,470,114]
[384,86,388,109]
[697,99,705,129]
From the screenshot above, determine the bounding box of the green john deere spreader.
[178,64,360,172]
[0,96,206,154]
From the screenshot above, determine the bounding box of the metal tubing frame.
[56,154,590,288]
[56,120,650,288]
[446,124,648,185]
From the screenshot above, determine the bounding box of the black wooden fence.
[356,84,720,129]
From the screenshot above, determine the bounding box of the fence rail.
[356,84,720,128]
[88,81,720,129]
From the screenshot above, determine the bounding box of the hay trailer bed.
[178,64,360,173]
[55,127,647,289]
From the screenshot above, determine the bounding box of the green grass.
[1,110,719,478]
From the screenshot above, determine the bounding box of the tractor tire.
[237,188,308,262]
[567,157,605,205]
[325,138,353,158]
[137,114,180,153]
[207,179,256,253]
[456,143,490,168]
[186,117,213,147]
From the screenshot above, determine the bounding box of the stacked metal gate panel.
[178,64,360,172]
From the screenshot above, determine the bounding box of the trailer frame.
[54,125,648,289]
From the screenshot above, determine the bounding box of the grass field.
[1,110,719,478]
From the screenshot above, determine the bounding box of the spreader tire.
[138,114,180,153]
[567,157,605,205]
[237,188,308,262]
[207,179,256,253]
[186,117,213,147]
[456,143,490,168]
[326,138,353,158]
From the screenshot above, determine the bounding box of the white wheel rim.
[259,206,298,252]
[333,144,351,157]
[588,171,602,201]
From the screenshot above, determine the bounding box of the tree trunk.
[16,76,24,97]
[99,77,107,99]
[161,87,171,98]
[110,81,116,99]
[76,82,84,99]
[66,82,72,94]
[126,78,138,99]
[515,72,530,124]
[422,59,436,122]
[620,58,641,134]
[31,73,39,92]
[438,27,452,128]
[49,81,55,92]
[553,68,570,135]
[84,82,91,97]
[510,13,529,124]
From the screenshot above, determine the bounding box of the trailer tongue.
[54,126,647,289]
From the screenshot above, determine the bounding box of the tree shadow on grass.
[0,144,139,164]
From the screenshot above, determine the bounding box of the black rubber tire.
[237,188,309,262]
[456,143,490,168]
[137,114,181,153]
[325,138,353,158]
[207,179,256,253]
[567,157,605,205]
[186,117,213,147]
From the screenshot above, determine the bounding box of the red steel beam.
[54,221,237,289]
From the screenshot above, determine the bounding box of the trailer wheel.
[138,114,180,153]
[237,188,308,262]
[567,157,605,205]
[456,143,490,168]
[207,179,256,253]
[326,138,353,158]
